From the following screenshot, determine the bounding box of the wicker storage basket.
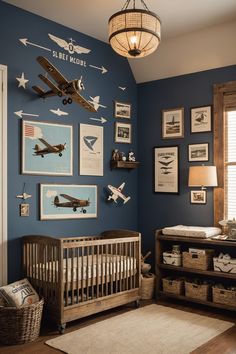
[185,281,211,301]
[141,273,156,299]
[212,287,236,307]
[183,250,214,270]
[0,298,44,345]
[162,278,184,295]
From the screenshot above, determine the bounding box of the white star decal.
[16,72,29,89]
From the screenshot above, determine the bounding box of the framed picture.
[190,105,212,133]
[20,203,29,217]
[115,122,132,144]
[162,108,184,139]
[190,190,207,204]
[188,143,209,162]
[22,120,73,176]
[40,184,97,220]
[79,124,103,176]
[114,101,131,119]
[154,146,179,193]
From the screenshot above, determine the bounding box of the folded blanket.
[162,225,221,238]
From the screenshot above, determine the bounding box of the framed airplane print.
[162,108,184,139]
[188,143,209,162]
[22,120,73,176]
[154,146,179,193]
[190,105,212,133]
[40,184,97,220]
[114,101,131,119]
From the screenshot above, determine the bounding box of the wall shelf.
[155,229,236,312]
[110,160,140,170]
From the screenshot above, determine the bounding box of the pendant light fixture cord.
[122,0,150,11]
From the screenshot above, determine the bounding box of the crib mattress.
[31,254,137,283]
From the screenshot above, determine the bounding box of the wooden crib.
[22,229,141,333]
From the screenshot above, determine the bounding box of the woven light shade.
[109,5,161,59]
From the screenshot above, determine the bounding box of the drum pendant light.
[108,0,161,58]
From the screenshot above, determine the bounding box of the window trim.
[213,81,236,226]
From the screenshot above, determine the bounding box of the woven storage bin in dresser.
[212,287,236,307]
[185,281,211,301]
[162,278,184,295]
[183,250,214,270]
[0,298,44,345]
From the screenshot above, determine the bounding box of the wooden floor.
[0,299,236,354]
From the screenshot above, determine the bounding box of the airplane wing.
[38,74,63,96]
[108,194,119,203]
[37,56,68,86]
[117,182,125,192]
[38,138,58,152]
[71,92,97,112]
[60,194,79,202]
[73,44,91,54]
[159,160,173,166]
[32,85,56,98]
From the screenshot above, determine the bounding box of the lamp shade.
[188,166,218,187]
[108,9,161,58]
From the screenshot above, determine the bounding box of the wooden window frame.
[213,81,236,226]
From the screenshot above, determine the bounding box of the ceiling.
[4,0,236,82]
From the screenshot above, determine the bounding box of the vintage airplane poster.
[22,120,73,175]
[79,124,103,176]
[154,146,179,193]
[40,184,97,220]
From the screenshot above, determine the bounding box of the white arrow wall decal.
[89,64,108,74]
[19,38,51,52]
[14,110,39,118]
[89,117,107,124]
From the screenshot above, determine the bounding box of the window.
[214,82,236,225]
[224,109,236,219]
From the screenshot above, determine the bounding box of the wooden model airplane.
[107,182,131,204]
[34,138,66,158]
[33,56,96,112]
[54,194,90,213]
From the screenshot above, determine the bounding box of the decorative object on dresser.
[23,229,141,333]
[155,229,236,312]
[213,253,236,273]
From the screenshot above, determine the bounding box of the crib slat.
[86,246,89,301]
[105,244,108,296]
[81,246,84,302]
[110,244,113,295]
[101,245,104,297]
[115,243,118,294]
[125,242,128,291]
[96,245,99,298]
[65,248,69,306]
[77,247,79,303]
[71,248,75,305]
[91,245,94,299]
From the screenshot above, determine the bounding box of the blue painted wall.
[138,66,236,256]
[0,2,138,282]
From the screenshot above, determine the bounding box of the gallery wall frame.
[190,190,207,204]
[40,184,98,220]
[22,120,73,176]
[154,145,179,194]
[79,124,103,176]
[190,105,212,133]
[114,101,131,119]
[162,107,184,139]
[188,143,209,162]
[114,122,132,144]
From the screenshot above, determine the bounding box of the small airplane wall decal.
[50,108,68,116]
[107,182,131,204]
[54,194,90,213]
[33,56,96,112]
[34,138,66,157]
[16,192,32,200]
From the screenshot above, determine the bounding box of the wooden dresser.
[155,229,236,311]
